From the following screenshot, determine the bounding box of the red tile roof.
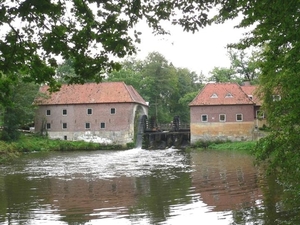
[35,82,148,106]
[189,83,254,106]
[241,85,262,105]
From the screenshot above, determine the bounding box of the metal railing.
[151,123,190,131]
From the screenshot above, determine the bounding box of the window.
[201,114,208,122]
[256,110,265,119]
[225,93,233,98]
[87,108,92,115]
[64,136,67,140]
[46,123,51,129]
[100,122,106,129]
[248,95,253,100]
[62,123,67,129]
[236,114,243,121]
[62,109,67,115]
[85,123,90,129]
[111,108,116,114]
[210,93,218,98]
[46,109,51,116]
[219,114,226,122]
[272,95,281,101]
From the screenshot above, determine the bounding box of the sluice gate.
[140,115,190,149]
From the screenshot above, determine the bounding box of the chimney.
[242,80,251,86]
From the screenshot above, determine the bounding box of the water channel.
[0,148,298,224]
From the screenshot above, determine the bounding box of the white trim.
[100,122,106,129]
[219,114,226,122]
[87,108,93,115]
[62,109,67,116]
[201,114,208,122]
[256,110,265,119]
[62,122,67,129]
[225,93,233,98]
[236,114,243,121]
[85,122,91,129]
[210,93,218,98]
[111,108,116,114]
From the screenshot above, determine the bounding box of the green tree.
[170,68,203,123]
[105,58,143,89]
[213,0,300,184]
[207,49,261,84]
[0,0,214,91]
[0,74,39,141]
[106,53,202,124]
[228,49,260,83]
[55,58,76,83]
[208,67,237,83]
[139,52,178,123]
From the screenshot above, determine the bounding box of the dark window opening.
[111,108,116,114]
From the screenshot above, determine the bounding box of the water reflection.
[191,150,263,212]
[0,148,296,224]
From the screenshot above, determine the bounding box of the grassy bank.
[0,134,128,163]
[208,141,257,151]
[191,140,257,152]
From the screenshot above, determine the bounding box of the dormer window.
[225,92,233,98]
[248,95,253,100]
[211,93,218,98]
[272,95,281,101]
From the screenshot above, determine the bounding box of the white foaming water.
[20,148,192,180]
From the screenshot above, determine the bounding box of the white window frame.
[225,93,233,98]
[62,123,67,129]
[272,95,281,101]
[219,114,226,122]
[87,108,93,115]
[100,122,106,129]
[256,110,265,119]
[201,114,208,122]
[210,93,218,98]
[111,108,116,114]
[236,114,243,121]
[46,123,51,130]
[46,109,51,116]
[62,109,67,116]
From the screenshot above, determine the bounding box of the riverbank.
[190,140,257,152]
[0,134,130,163]
[0,135,258,163]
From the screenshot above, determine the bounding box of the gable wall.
[190,104,256,143]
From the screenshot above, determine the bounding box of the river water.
[0,148,297,224]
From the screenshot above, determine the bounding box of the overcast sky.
[133,18,246,76]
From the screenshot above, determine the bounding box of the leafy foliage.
[218,0,300,182]
[0,75,39,141]
[207,49,260,83]
[0,0,217,91]
[106,52,202,123]
[1,0,299,176]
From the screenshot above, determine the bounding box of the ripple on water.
[12,148,192,180]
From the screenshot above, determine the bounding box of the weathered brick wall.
[35,103,148,145]
[190,104,256,143]
[190,122,255,143]
[190,104,255,123]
